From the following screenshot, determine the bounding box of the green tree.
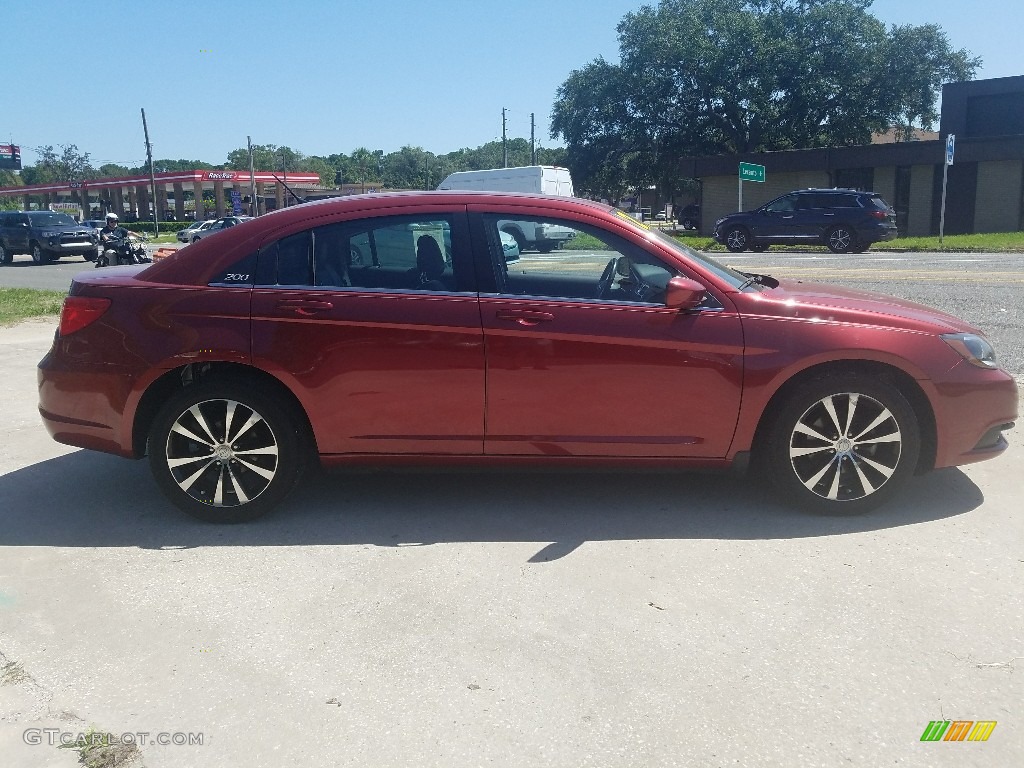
[21,144,95,184]
[551,0,980,193]
[97,163,132,178]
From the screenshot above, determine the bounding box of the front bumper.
[930,365,1018,469]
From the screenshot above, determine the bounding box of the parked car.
[189,216,253,243]
[677,203,701,230]
[0,210,98,264]
[37,191,1016,523]
[177,219,213,243]
[713,189,898,253]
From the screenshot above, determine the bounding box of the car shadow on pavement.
[0,449,986,559]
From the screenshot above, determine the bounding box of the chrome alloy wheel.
[827,227,853,252]
[788,392,902,502]
[726,227,748,252]
[164,399,280,507]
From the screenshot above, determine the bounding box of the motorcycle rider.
[96,213,144,267]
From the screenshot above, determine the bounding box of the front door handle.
[277,299,334,316]
[496,309,555,326]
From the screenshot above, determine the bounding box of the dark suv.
[713,189,897,253]
[0,211,99,265]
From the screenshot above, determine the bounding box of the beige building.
[679,76,1024,237]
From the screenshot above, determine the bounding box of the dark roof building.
[680,75,1024,237]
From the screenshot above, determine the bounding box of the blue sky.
[4,0,1019,169]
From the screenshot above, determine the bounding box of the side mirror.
[665,276,706,311]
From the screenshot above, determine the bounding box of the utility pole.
[502,108,508,168]
[141,108,158,234]
[531,113,536,165]
[247,136,257,216]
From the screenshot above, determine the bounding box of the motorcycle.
[95,231,152,268]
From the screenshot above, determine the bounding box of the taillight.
[869,210,887,220]
[59,297,111,336]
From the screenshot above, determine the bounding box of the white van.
[437,165,575,196]
[437,166,576,252]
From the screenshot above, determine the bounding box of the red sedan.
[38,192,1017,522]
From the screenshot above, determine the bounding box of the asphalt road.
[0,320,1021,767]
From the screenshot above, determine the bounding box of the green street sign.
[739,162,765,182]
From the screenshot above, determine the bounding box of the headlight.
[941,333,998,369]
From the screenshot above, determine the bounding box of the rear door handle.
[496,309,555,326]
[277,299,334,316]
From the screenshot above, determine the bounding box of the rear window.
[867,195,890,210]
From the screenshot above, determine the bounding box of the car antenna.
[270,173,306,205]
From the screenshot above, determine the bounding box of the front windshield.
[29,212,77,227]
[650,229,751,289]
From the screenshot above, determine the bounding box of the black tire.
[681,218,697,231]
[31,243,47,264]
[83,250,96,262]
[826,226,857,254]
[192,236,201,244]
[148,380,306,523]
[537,241,555,254]
[0,243,11,265]
[725,227,749,253]
[764,374,920,515]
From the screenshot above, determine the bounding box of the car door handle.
[276,299,334,316]
[496,309,555,326]
[823,212,836,216]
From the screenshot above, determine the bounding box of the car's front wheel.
[826,226,857,254]
[148,380,306,523]
[764,374,920,514]
[725,227,750,252]
[31,243,48,264]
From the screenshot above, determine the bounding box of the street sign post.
[940,134,955,245]
[738,162,765,210]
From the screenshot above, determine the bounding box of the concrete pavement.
[1,319,1021,767]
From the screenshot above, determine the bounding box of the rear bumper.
[37,349,136,458]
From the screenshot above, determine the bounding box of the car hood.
[742,278,980,335]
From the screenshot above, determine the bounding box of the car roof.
[796,188,877,195]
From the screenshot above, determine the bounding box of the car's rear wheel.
[0,244,11,265]
[826,226,857,254]
[764,374,920,515]
[681,218,697,230]
[725,227,749,252]
[148,380,306,523]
